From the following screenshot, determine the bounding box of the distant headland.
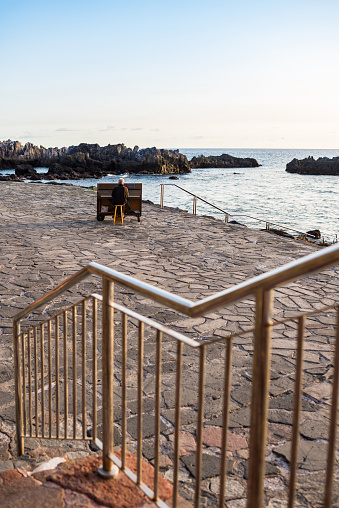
[0,140,260,180]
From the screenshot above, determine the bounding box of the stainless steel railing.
[13,243,339,507]
[160,183,336,243]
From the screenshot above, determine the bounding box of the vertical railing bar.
[219,337,233,508]
[21,332,27,437]
[324,307,339,508]
[153,330,162,502]
[92,298,98,442]
[247,288,274,508]
[73,305,77,439]
[40,323,45,438]
[34,327,39,438]
[48,319,52,438]
[64,310,68,439]
[194,344,206,508]
[160,184,164,208]
[137,321,145,485]
[28,330,32,437]
[55,315,60,439]
[98,277,118,477]
[13,320,24,455]
[288,315,305,508]
[82,299,87,439]
[173,341,183,508]
[121,311,128,470]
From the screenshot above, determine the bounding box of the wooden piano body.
[96,183,142,222]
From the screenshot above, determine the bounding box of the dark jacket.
[112,184,129,205]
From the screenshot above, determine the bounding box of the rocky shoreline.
[286,155,339,175]
[189,153,260,168]
[0,140,260,180]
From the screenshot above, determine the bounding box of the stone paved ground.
[0,181,339,507]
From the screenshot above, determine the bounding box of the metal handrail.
[13,243,339,508]
[160,183,335,241]
[160,183,229,217]
[13,243,339,323]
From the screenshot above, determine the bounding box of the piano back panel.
[97,183,142,216]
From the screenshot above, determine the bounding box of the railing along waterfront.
[160,183,338,244]
[13,244,339,507]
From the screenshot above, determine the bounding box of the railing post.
[98,277,119,478]
[225,213,229,223]
[324,307,339,507]
[13,319,24,456]
[247,288,273,508]
[160,184,164,208]
[193,196,197,215]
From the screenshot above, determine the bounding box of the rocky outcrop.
[306,229,321,239]
[0,140,68,169]
[189,153,260,169]
[286,156,339,175]
[15,164,40,180]
[0,140,191,177]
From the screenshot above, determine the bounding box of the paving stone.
[300,419,329,440]
[273,440,328,471]
[243,460,280,480]
[163,388,198,410]
[162,409,197,426]
[0,476,64,507]
[303,382,332,401]
[231,387,252,406]
[0,460,14,474]
[228,408,251,428]
[267,423,292,445]
[181,453,234,480]
[127,414,167,440]
[202,427,247,451]
[169,431,196,456]
[267,409,293,426]
[209,476,245,499]
[269,393,316,412]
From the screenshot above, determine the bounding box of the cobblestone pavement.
[0,181,338,507]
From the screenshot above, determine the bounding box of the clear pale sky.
[1,0,338,149]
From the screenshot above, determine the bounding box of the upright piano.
[96,183,142,222]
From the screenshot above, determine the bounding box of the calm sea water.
[2,148,339,241]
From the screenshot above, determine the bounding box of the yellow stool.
[113,205,124,225]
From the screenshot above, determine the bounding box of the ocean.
[2,148,339,242]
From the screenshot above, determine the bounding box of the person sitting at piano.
[111,178,129,216]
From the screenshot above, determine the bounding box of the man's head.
[118,178,124,185]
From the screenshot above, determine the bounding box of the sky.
[1,0,339,150]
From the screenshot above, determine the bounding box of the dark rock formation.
[286,156,339,175]
[0,140,191,178]
[15,164,40,180]
[189,153,260,169]
[306,229,321,239]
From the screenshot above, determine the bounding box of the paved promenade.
[0,181,338,507]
